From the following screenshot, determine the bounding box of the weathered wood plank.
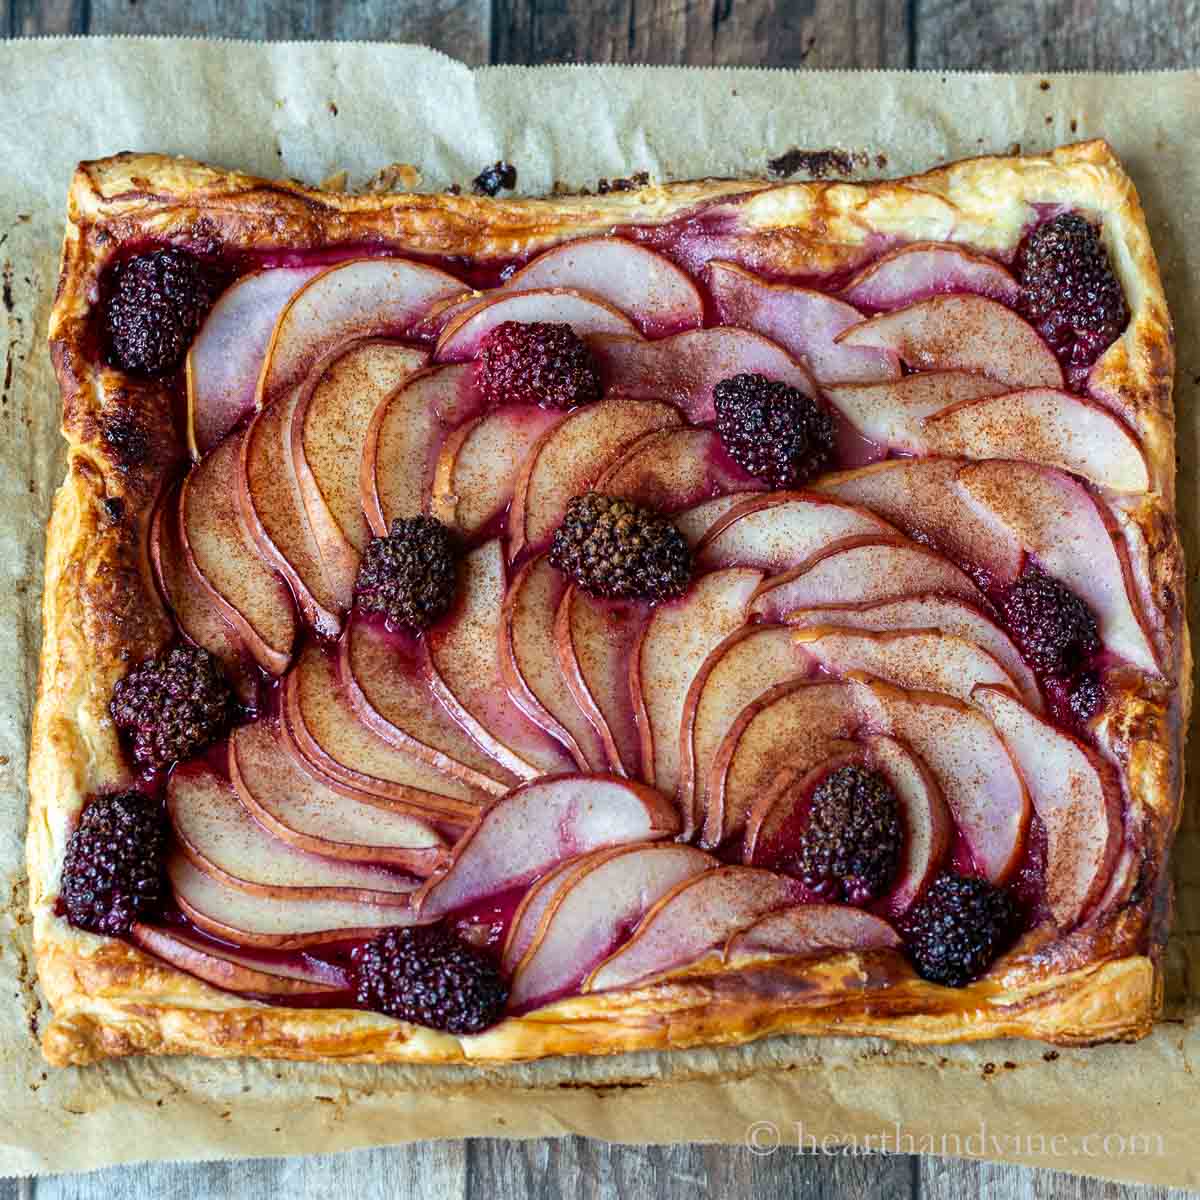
[33,1142,468,1200]
[915,0,1200,71]
[6,0,85,35]
[0,1178,33,1200]
[492,0,911,67]
[921,1154,1197,1199]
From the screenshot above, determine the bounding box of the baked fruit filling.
[62,205,1160,1034]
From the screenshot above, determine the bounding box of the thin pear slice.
[591,326,818,422]
[696,492,897,574]
[724,906,901,965]
[501,855,601,975]
[181,431,297,672]
[230,720,447,876]
[584,867,802,992]
[416,775,680,919]
[509,843,716,1009]
[973,684,1122,928]
[259,258,464,409]
[343,616,519,793]
[426,540,575,778]
[672,493,760,547]
[708,260,899,383]
[840,242,1019,311]
[836,294,1064,388]
[632,566,763,802]
[431,404,564,536]
[282,643,487,818]
[786,594,1040,709]
[167,765,418,904]
[186,265,322,458]
[151,485,255,702]
[361,363,484,536]
[555,586,648,777]
[499,556,608,773]
[168,853,416,949]
[853,677,1030,883]
[130,923,348,996]
[596,427,759,513]
[296,340,428,556]
[436,288,639,360]
[509,397,682,556]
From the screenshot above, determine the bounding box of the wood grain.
[3,1,1199,1199]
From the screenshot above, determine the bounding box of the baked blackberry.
[1068,669,1104,724]
[61,791,168,936]
[904,872,1018,987]
[713,373,836,488]
[355,515,460,631]
[472,160,517,196]
[1015,212,1129,388]
[474,321,602,411]
[353,924,508,1034]
[549,492,691,603]
[999,566,1100,677]
[103,247,220,376]
[789,766,903,905]
[110,644,234,770]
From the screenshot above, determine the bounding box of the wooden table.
[3,1,1197,1196]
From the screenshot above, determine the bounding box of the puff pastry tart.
[30,142,1188,1067]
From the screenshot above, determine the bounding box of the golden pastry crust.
[30,141,1187,1067]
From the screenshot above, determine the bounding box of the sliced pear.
[672,493,761,547]
[840,242,1019,311]
[584,867,802,991]
[724,906,901,965]
[501,855,601,975]
[836,294,1064,388]
[591,326,818,422]
[416,774,680,919]
[426,540,576,778]
[708,260,900,383]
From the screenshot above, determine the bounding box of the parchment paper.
[0,40,1197,1187]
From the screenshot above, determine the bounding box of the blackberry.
[353,924,508,1034]
[472,161,517,196]
[61,791,168,936]
[999,566,1100,677]
[549,492,691,603]
[904,872,1018,987]
[1068,669,1105,724]
[110,644,234,770]
[714,373,836,488]
[103,247,220,376]
[789,766,903,904]
[355,516,459,631]
[1015,212,1129,388]
[474,321,602,411]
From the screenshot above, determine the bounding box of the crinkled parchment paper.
[0,39,1196,1187]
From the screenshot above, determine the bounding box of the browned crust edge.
[29,141,1187,1067]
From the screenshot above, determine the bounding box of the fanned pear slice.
[187,265,322,457]
[296,340,429,556]
[591,326,818,422]
[499,556,608,772]
[416,775,680,919]
[501,854,600,975]
[181,430,297,672]
[509,397,682,556]
[229,720,447,876]
[430,404,564,537]
[509,843,716,1010]
[708,260,899,383]
[436,288,639,360]
[258,258,464,408]
[672,493,760,547]
[839,242,1019,310]
[584,867,802,992]
[973,684,1122,928]
[167,765,417,904]
[361,363,485,536]
[426,540,576,779]
[632,566,763,802]
[168,854,416,949]
[836,294,1064,389]
[282,643,487,818]
[724,906,901,965]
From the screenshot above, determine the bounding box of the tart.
[29,141,1187,1067]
